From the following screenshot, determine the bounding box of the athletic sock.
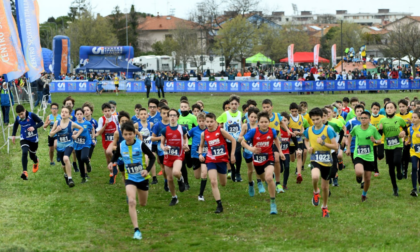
[362,190,367,196]
[270,197,275,204]
[172,195,177,199]
[68,177,72,180]
[249,181,254,186]
[134,227,139,232]
[199,179,207,196]
[257,179,262,183]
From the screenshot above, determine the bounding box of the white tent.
[392,55,420,66]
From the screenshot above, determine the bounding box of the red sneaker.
[322,207,330,218]
[297,174,303,184]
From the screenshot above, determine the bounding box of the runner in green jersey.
[378,102,408,196]
[349,111,382,202]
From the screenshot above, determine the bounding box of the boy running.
[406,110,420,196]
[152,105,170,191]
[73,108,94,183]
[43,102,61,165]
[370,102,385,177]
[397,99,412,179]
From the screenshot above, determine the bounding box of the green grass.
[2,91,420,251]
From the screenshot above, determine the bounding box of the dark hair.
[160,105,170,112]
[139,108,147,113]
[321,108,329,116]
[257,111,270,121]
[289,102,299,110]
[342,97,349,103]
[229,94,240,103]
[158,102,166,108]
[371,102,381,109]
[148,98,159,107]
[168,109,179,117]
[248,107,260,116]
[135,104,142,109]
[206,113,216,120]
[160,98,168,104]
[82,102,94,112]
[262,99,272,106]
[63,96,75,106]
[118,111,130,122]
[384,98,391,104]
[350,97,359,104]
[335,100,343,104]
[121,121,136,133]
[74,108,84,115]
[109,100,117,106]
[361,111,371,117]
[222,100,230,110]
[180,96,188,101]
[281,112,290,121]
[242,104,249,112]
[16,104,25,113]
[354,104,365,111]
[412,109,420,119]
[192,104,201,111]
[62,105,72,113]
[360,101,366,106]
[398,99,408,106]
[309,107,323,118]
[246,99,257,107]
[416,100,420,105]
[300,101,308,107]
[385,101,397,109]
[102,103,112,111]
[51,102,59,108]
[180,99,189,105]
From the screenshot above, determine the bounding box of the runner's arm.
[237,123,247,143]
[43,117,50,128]
[142,143,156,172]
[198,132,205,154]
[72,123,84,138]
[49,121,59,137]
[12,119,19,136]
[32,113,44,129]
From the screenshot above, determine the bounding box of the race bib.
[25,130,37,138]
[357,145,370,155]
[254,153,268,163]
[414,144,420,153]
[58,134,70,143]
[281,141,289,151]
[105,133,114,142]
[75,136,86,145]
[168,146,180,156]
[227,123,239,133]
[311,151,332,164]
[386,136,399,147]
[126,162,143,174]
[211,145,226,157]
[144,137,152,146]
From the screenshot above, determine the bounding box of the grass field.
[2,91,420,251]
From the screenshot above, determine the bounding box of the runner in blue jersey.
[63,96,78,172]
[151,105,170,191]
[74,108,94,183]
[188,112,208,201]
[131,104,142,125]
[82,102,98,176]
[136,108,156,184]
[43,102,61,165]
[345,104,364,165]
[110,121,155,240]
[50,105,84,187]
[12,105,44,180]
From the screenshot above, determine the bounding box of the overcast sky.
[38,0,419,23]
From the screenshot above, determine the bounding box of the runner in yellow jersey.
[397,99,412,179]
[406,110,420,197]
[114,74,120,96]
[370,102,385,177]
[288,103,304,184]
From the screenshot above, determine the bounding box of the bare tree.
[383,21,420,75]
[173,22,201,72]
[228,0,259,17]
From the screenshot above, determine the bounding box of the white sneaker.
[198,195,205,201]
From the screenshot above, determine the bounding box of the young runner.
[12,105,43,180]
[82,102,98,175]
[148,98,163,176]
[151,105,170,191]
[222,100,230,112]
[379,98,391,116]
[131,104,142,125]
[109,121,156,240]
[288,103,304,188]
[334,101,348,120]
[217,95,243,182]
[406,109,420,196]
[370,102,385,177]
[397,99,412,179]
[114,74,119,96]
[73,108,94,183]
[280,112,299,189]
[96,103,119,184]
[63,96,78,172]
[238,107,265,196]
[178,99,198,190]
[199,112,236,213]
[160,109,189,206]
[342,97,351,114]
[347,111,382,201]
[43,102,61,165]
[50,105,84,187]
[304,107,338,218]
[192,104,202,117]
[345,105,364,167]
[378,102,408,196]
[137,108,156,184]
[242,112,285,214]
[109,100,118,116]
[188,112,209,201]
[345,97,359,122]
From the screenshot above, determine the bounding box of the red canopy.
[279,52,330,63]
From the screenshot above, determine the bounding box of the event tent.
[116,59,141,72]
[75,61,99,73]
[85,58,123,73]
[279,52,330,64]
[246,53,275,64]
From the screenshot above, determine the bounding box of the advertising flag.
[287,44,294,67]
[331,44,336,67]
[61,39,68,74]
[15,0,44,82]
[314,44,320,66]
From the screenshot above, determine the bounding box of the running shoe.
[50,162,55,166]
[393,188,399,197]
[178,178,185,192]
[312,192,320,206]
[374,172,379,177]
[322,207,330,218]
[68,178,75,188]
[198,195,205,201]
[276,184,284,193]
[56,156,61,163]
[85,175,90,181]
[87,162,92,173]
[257,181,265,193]
[133,230,142,240]
[235,174,243,182]
[297,174,303,184]
[164,180,169,192]
[32,159,39,173]
[151,178,158,185]
[169,197,179,206]
[361,195,367,202]
[270,202,278,215]
[227,171,232,179]
[333,177,339,187]
[184,183,190,191]
[283,185,288,190]
[410,189,418,197]
[158,170,163,176]
[248,185,255,197]
[109,165,119,185]
[215,204,223,214]
[21,171,28,180]
[81,178,86,184]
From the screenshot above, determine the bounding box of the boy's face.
[371,106,380,115]
[258,117,269,130]
[75,110,84,121]
[140,110,148,120]
[65,100,73,108]
[180,102,189,112]
[398,103,408,113]
[322,113,328,124]
[122,130,135,142]
[18,110,26,120]
[355,108,364,118]
[336,103,343,110]
[343,101,348,107]
[416,104,420,109]
[351,101,358,110]
[160,109,169,121]
[412,113,419,124]
[192,108,201,117]
[360,113,370,126]
[386,104,396,115]
[119,116,130,125]
[249,113,258,124]
[311,115,322,126]
[301,106,307,113]
[135,108,141,115]
[325,108,333,119]
[198,118,206,128]
[206,117,216,129]
[262,103,272,113]
[224,104,230,111]
[281,116,289,126]
[103,108,112,118]
[148,103,157,115]
[51,106,58,114]
[169,111,178,124]
[229,100,239,112]
[290,108,298,117]
[61,108,69,119]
